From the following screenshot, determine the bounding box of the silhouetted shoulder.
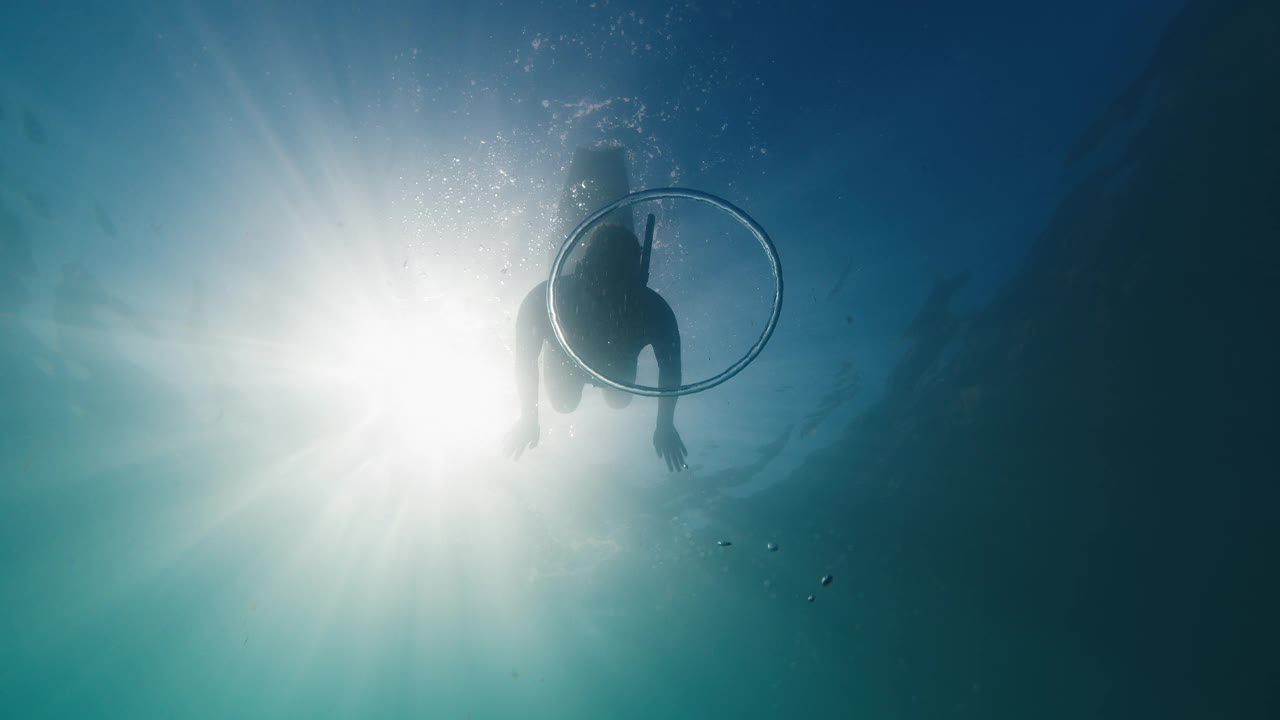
[516,281,551,335]
[521,281,548,305]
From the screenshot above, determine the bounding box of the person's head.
[576,223,642,289]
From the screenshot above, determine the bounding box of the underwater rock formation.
[735,1,1280,716]
[0,201,36,312]
[21,109,46,145]
[94,204,117,237]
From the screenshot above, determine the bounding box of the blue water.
[4,1,1277,717]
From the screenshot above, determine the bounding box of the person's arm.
[505,284,547,460]
[514,284,547,424]
[648,291,687,471]
[651,296,681,427]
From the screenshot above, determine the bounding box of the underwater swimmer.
[504,223,688,471]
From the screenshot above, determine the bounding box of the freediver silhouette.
[505,148,688,471]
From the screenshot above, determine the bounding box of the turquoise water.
[3,1,1277,717]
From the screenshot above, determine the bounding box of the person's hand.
[653,423,687,472]
[504,416,539,460]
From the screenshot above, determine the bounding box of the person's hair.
[576,224,641,284]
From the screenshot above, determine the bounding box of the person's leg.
[544,342,586,413]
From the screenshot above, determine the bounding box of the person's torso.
[553,278,654,364]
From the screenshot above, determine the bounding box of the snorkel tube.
[640,213,655,286]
